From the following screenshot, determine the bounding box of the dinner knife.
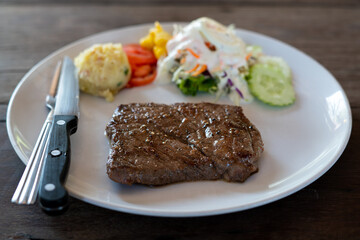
[38,56,79,214]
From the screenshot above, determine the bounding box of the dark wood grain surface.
[1,1,359,239]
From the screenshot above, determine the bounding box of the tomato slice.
[133,64,152,78]
[128,69,157,87]
[123,44,157,65]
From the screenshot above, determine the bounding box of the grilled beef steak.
[106,102,264,185]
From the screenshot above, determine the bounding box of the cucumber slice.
[248,56,295,106]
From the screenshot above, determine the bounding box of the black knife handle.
[39,115,78,215]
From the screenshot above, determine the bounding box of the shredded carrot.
[180,57,186,64]
[185,64,199,73]
[192,64,207,76]
[177,49,183,54]
[245,53,252,61]
[186,48,200,59]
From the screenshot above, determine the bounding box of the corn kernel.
[154,31,172,47]
[153,46,167,59]
[140,35,154,50]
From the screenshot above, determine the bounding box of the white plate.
[7,23,352,217]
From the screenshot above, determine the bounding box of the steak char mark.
[106,102,264,185]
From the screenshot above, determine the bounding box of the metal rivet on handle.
[57,120,66,125]
[44,183,55,191]
[51,149,61,157]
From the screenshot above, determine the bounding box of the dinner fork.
[12,61,62,204]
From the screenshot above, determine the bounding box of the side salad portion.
[156,17,295,106]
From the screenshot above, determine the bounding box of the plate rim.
[6,22,353,217]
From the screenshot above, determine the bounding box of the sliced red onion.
[227,78,244,99]
[234,87,244,99]
[202,70,213,78]
[221,71,227,78]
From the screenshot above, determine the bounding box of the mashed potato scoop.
[74,43,131,102]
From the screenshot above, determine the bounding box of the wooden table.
[1,0,359,239]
